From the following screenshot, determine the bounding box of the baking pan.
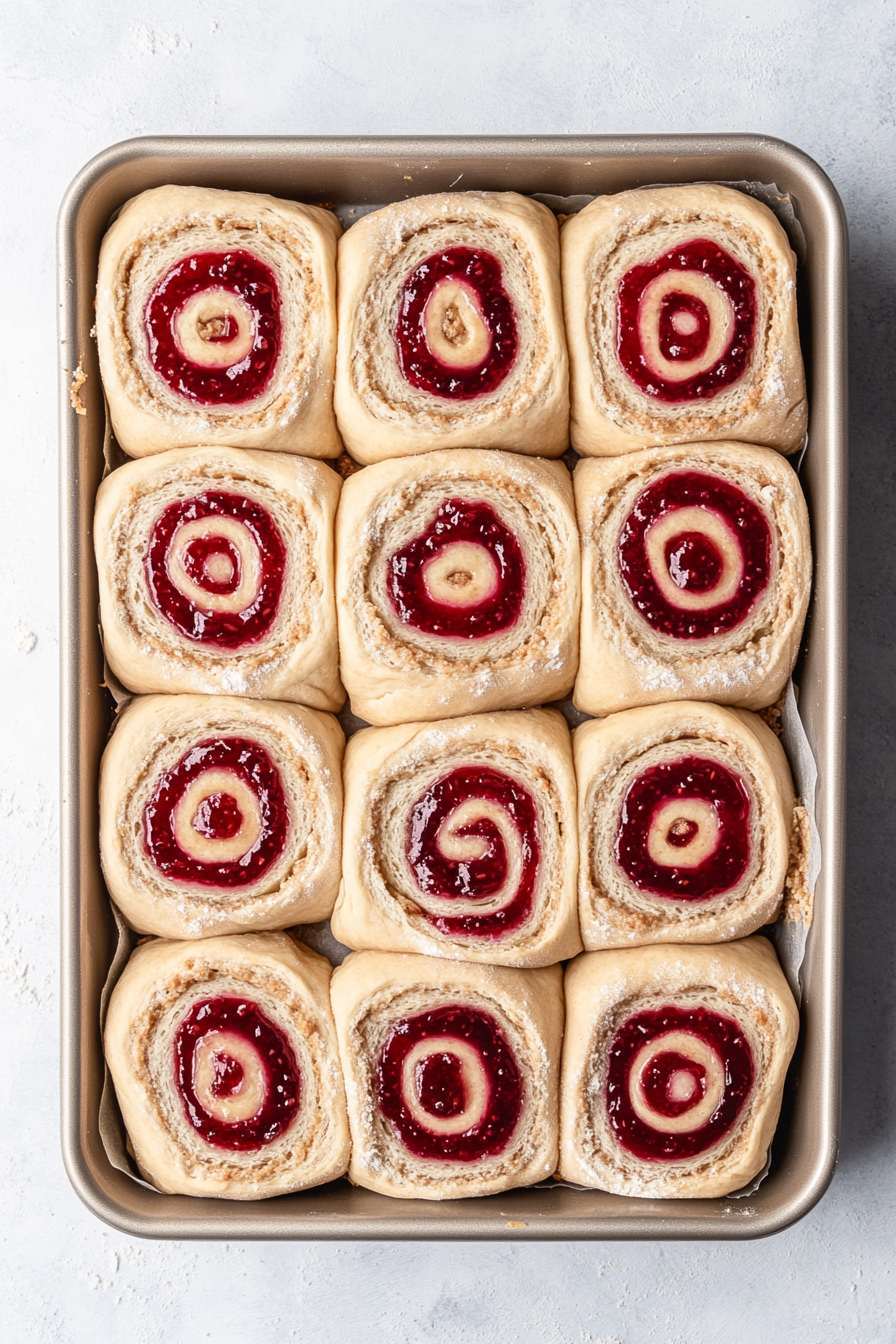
[58,134,847,1240]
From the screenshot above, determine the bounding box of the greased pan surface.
[58,135,846,1240]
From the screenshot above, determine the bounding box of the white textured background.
[2,2,895,1340]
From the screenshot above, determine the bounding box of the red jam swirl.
[618,470,772,639]
[615,755,752,900]
[174,996,301,1150]
[387,498,526,639]
[606,1005,754,1160]
[406,765,540,938]
[377,1005,523,1160]
[395,247,518,399]
[617,239,756,401]
[144,736,289,887]
[146,490,286,648]
[145,250,281,405]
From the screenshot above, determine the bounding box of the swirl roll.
[574,702,794,948]
[573,442,811,716]
[104,933,350,1199]
[330,951,563,1199]
[334,192,569,463]
[96,185,341,458]
[336,449,580,725]
[332,709,581,967]
[559,938,798,1197]
[561,185,807,455]
[100,694,343,939]
[95,447,342,708]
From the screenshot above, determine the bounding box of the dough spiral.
[100,694,344,939]
[104,933,350,1199]
[333,709,581,966]
[574,702,795,948]
[330,951,563,1200]
[95,446,342,708]
[573,442,811,715]
[96,185,341,458]
[561,184,807,455]
[559,938,799,1198]
[336,449,580,725]
[334,192,569,462]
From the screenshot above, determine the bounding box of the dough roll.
[559,938,799,1198]
[95,447,342,708]
[332,709,582,967]
[561,184,807,455]
[104,933,350,1199]
[334,191,569,462]
[96,185,341,458]
[574,702,795,948]
[573,442,811,715]
[330,950,563,1199]
[336,449,580,724]
[100,694,343,939]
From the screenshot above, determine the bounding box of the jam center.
[174,996,301,1151]
[617,238,756,402]
[210,1051,245,1097]
[606,1006,754,1161]
[395,246,518,400]
[144,736,290,888]
[618,471,772,639]
[415,1050,468,1119]
[182,534,242,595]
[387,498,526,639]
[641,1050,707,1118]
[192,790,244,841]
[615,754,752,901]
[144,249,282,406]
[665,531,724,593]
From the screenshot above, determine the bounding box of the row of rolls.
[102,695,798,959]
[96,440,811,724]
[106,931,798,1203]
[95,182,806,464]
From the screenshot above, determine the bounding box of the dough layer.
[104,933,350,1199]
[96,185,341,458]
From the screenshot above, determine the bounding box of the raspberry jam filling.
[145,250,281,405]
[617,470,772,639]
[606,1005,754,1160]
[146,490,286,648]
[395,247,518,399]
[387,498,525,639]
[406,765,540,938]
[615,755,752,900]
[144,736,290,887]
[181,533,242,595]
[174,995,301,1150]
[377,1005,523,1160]
[617,238,756,402]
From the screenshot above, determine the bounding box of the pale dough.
[561,184,807,455]
[96,185,342,458]
[104,933,350,1199]
[330,950,563,1200]
[335,191,569,462]
[332,708,582,966]
[100,694,344,939]
[558,937,799,1198]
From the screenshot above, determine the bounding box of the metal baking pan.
[58,134,846,1240]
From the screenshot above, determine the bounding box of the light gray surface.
[1,1,893,1340]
